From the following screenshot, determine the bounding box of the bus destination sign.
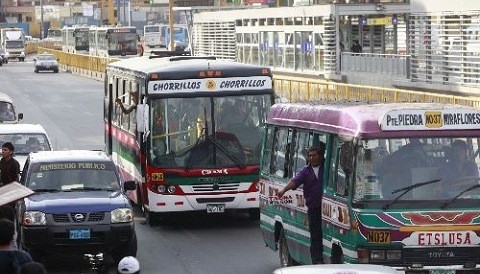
[148,76,272,94]
[380,108,480,131]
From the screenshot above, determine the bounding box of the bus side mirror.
[18,113,23,120]
[123,180,136,191]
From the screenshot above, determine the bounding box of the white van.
[0,92,23,123]
[0,123,52,170]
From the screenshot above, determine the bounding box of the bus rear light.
[357,248,369,263]
[247,198,256,202]
[157,202,166,206]
[261,68,270,75]
[175,201,184,206]
[151,73,159,79]
[207,71,214,77]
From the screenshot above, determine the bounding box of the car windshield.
[5,40,24,48]
[354,137,480,203]
[26,164,120,192]
[37,55,55,61]
[0,133,50,154]
[0,101,16,121]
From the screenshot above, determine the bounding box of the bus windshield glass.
[6,41,24,48]
[354,137,480,203]
[145,26,160,33]
[108,32,137,51]
[74,30,89,48]
[149,94,271,169]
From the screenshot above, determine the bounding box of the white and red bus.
[105,52,274,225]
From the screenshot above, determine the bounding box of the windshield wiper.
[207,135,245,169]
[441,177,480,209]
[383,179,441,210]
[33,188,59,193]
[67,187,115,191]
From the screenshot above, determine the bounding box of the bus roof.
[267,102,480,138]
[107,55,271,77]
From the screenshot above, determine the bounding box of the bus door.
[322,136,355,264]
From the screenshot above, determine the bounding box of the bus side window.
[293,131,310,175]
[261,126,275,175]
[270,128,293,178]
[337,142,354,196]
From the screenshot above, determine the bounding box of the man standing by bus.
[277,144,325,264]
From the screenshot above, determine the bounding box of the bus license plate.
[206,204,225,213]
[69,229,91,239]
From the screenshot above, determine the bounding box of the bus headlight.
[386,250,402,260]
[157,185,166,193]
[370,250,385,260]
[111,208,133,223]
[23,211,46,226]
[167,185,176,194]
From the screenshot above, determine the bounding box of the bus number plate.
[367,231,391,243]
[69,229,91,240]
[206,204,225,213]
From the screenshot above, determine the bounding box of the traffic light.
[392,14,398,25]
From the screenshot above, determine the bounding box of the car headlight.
[111,208,133,223]
[5,52,9,57]
[370,250,385,260]
[21,52,25,56]
[23,211,46,226]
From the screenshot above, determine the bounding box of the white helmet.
[117,256,140,274]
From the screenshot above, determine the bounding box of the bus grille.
[192,182,240,192]
[401,247,480,266]
[196,197,235,204]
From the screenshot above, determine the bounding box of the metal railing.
[340,52,409,77]
[32,46,480,109]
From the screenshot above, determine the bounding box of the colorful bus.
[89,26,137,57]
[61,25,89,53]
[260,101,480,271]
[105,53,274,225]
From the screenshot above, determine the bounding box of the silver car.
[34,54,59,73]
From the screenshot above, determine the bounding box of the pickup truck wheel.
[112,231,137,263]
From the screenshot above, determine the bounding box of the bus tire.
[331,244,343,264]
[279,228,295,267]
[248,208,260,220]
[146,210,160,226]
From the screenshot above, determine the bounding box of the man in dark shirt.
[0,219,33,274]
[277,144,325,264]
[0,142,20,186]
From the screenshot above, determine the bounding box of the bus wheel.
[331,244,343,264]
[146,210,160,226]
[248,208,260,220]
[279,228,294,267]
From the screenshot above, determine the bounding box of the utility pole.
[40,0,44,39]
[169,0,174,51]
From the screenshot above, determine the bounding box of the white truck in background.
[0,28,26,62]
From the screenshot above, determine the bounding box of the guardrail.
[340,52,409,77]
[33,47,480,108]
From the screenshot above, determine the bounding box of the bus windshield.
[354,137,480,203]
[108,32,137,51]
[6,40,24,48]
[149,94,271,169]
[145,26,160,33]
[74,30,89,48]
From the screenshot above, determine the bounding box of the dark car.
[18,150,137,263]
[33,54,59,73]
